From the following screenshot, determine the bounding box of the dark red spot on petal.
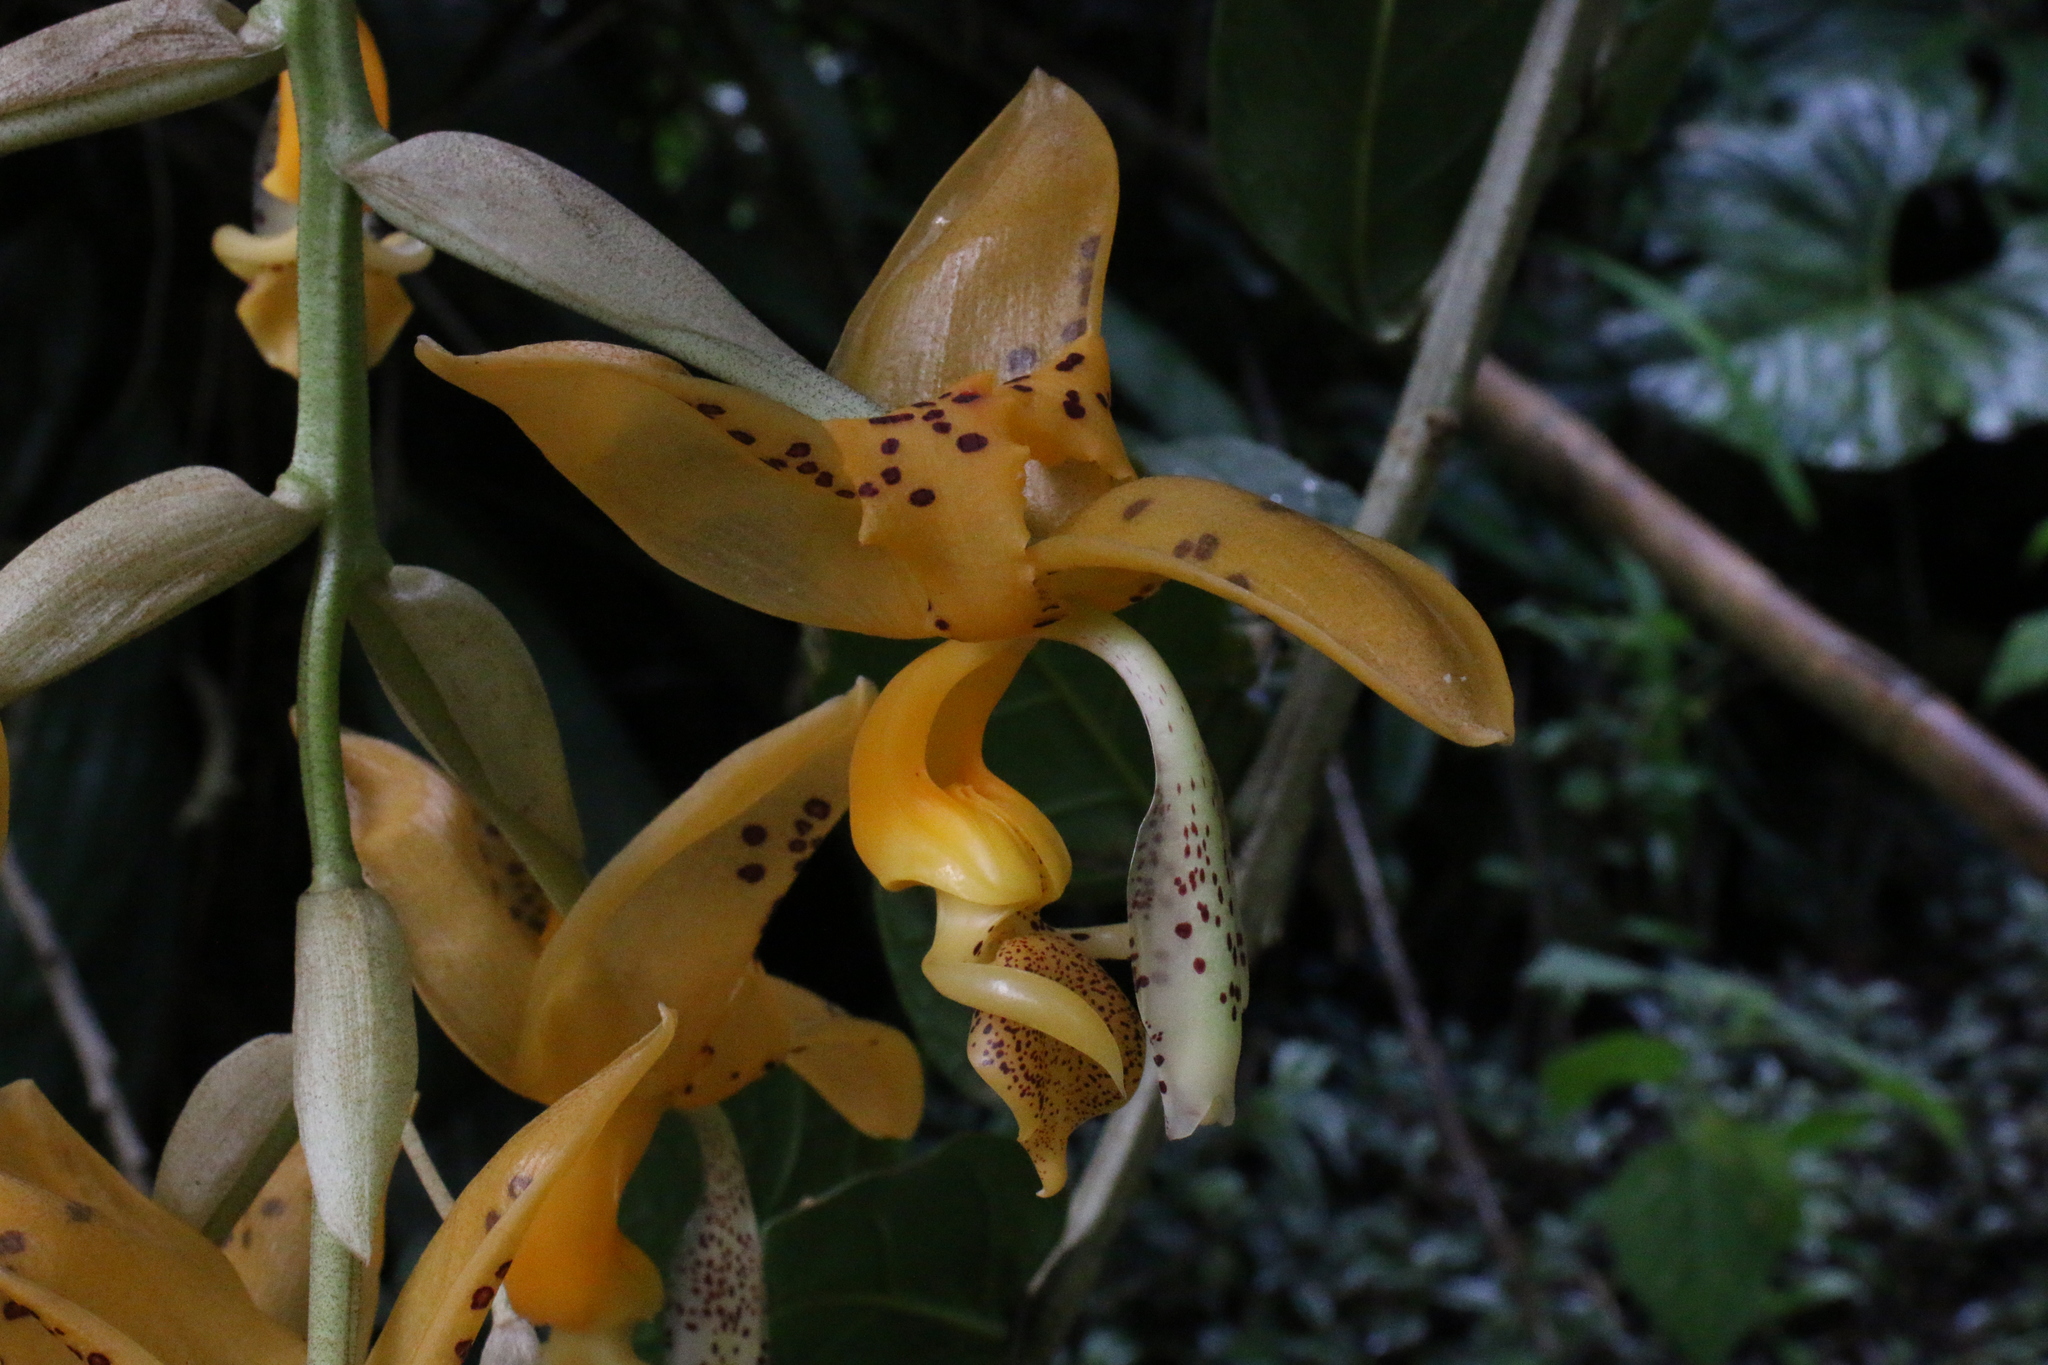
[933,421,953,433]
[882,466,902,484]
[742,824,767,845]
[1055,352,1084,371]
[805,798,832,818]
[1227,572,1252,589]
[1194,958,1207,973]
[814,472,835,487]
[1193,533,1220,560]
[881,438,899,454]
[471,1287,495,1310]
[909,488,936,506]
[1173,539,1194,558]
[785,442,810,458]
[953,392,981,404]
[738,863,766,883]
[1063,391,1086,419]
[796,461,820,474]
[858,482,879,497]
[956,432,988,452]
[1123,498,1152,521]
[727,429,755,445]
[695,403,726,417]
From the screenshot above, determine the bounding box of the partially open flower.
[210,19,429,375]
[342,681,922,1350]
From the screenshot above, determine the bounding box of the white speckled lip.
[1043,612,1244,1140]
[668,1105,765,1365]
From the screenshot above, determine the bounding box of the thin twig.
[401,1118,455,1218]
[1232,0,1623,949]
[1471,357,2048,879]
[0,849,152,1189]
[1323,758,1556,1355]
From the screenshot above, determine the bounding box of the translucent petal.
[967,931,1143,1196]
[767,977,924,1139]
[831,72,1117,408]
[0,1082,302,1365]
[518,685,871,1101]
[849,638,1068,909]
[1033,476,1515,745]
[663,963,792,1110]
[369,1013,674,1365]
[500,1101,664,1334]
[342,732,554,1093]
[417,339,929,637]
[221,1144,312,1334]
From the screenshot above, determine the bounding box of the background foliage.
[17,0,2048,1360]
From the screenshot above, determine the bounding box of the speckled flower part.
[970,929,1145,1196]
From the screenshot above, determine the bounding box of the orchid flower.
[211,19,429,375]
[339,680,923,1356]
[0,1014,671,1365]
[409,73,1511,1191]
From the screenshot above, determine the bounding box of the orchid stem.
[278,2,399,1361]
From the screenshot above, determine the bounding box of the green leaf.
[870,883,994,1108]
[1578,0,1715,152]
[1780,1108,1872,1151]
[1209,0,1544,340]
[1130,434,1362,526]
[1628,77,2048,470]
[1984,608,2048,707]
[1539,1029,1687,1116]
[763,1135,1065,1364]
[1597,1113,1803,1365]
[1520,943,1659,1000]
[1101,295,1252,440]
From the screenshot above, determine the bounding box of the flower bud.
[0,0,284,157]
[352,565,584,906]
[345,131,875,420]
[0,467,315,706]
[294,885,417,1262]
[155,1031,297,1239]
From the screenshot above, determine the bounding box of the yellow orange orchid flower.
[0,1015,669,1365]
[211,19,429,375]
[338,681,922,1354]
[413,73,1511,1191]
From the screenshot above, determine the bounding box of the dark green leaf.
[1209,0,1543,340]
[1597,1114,1802,1365]
[763,1135,1065,1364]
[1579,0,1715,151]
[1102,295,1252,441]
[1984,608,2048,708]
[1131,434,1362,526]
[1539,1029,1687,1116]
[1627,78,2048,469]
[1781,1108,1872,1151]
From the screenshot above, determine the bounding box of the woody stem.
[276,0,397,1360]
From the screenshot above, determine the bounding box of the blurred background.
[13,0,2048,1359]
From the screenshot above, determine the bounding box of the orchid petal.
[369,1013,675,1365]
[849,639,1068,909]
[667,1106,764,1365]
[417,339,928,638]
[220,1144,312,1333]
[499,1101,665,1334]
[966,930,1143,1197]
[0,1267,171,1365]
[766,976,924,1139]
[351,134,874,419]
[342,732,552,1094]
[1045,612,1243,1138]
[519,684,872,1101]
[831,71,1117,408]
[927,953,1127,1104]
[0,1082,303,1365]
[209,229,425,377]
[261,16,387,205]
[1033,476,1515,745]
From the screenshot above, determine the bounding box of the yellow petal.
[819,334,1135,641]
[369,1012,675,1365]
[664,963,793,1110]
[342,731,555,1093]
[214,233,423,378]
[0,1082,303,1365]
[0,1267,172,1365]
[221,1144,312,1334]
[766,977,924,1139]
[500,1099,665,1334]
[417,338,929,637]
[849,639,1068,910]
[518,684,872,1101]
[968,930,1143,1197]
[830,72,1117,409]
[1032,476,1515,745]
[263,16,390,205]
[231,262,301,375]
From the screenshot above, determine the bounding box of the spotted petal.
[419,339,929,638]
[768,976,924,1139]
[0,1082,303,1365]
[369,1013,675,1365]
[517,683,874,1101]
[831,71,1118,408]
[1033,476,1515,745]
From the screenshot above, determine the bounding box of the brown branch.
[1324,757,1557,1354]
[1471,357,2048,879]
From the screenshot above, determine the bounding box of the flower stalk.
[272,2,407,1360]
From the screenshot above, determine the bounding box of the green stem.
[277,2,395,1360]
